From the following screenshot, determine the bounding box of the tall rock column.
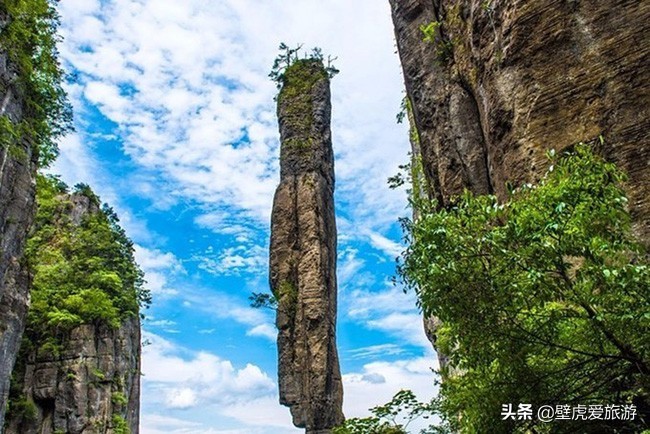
[0,10,39,425]
[269,58,344,432]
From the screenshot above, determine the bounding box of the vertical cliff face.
[5,318,141,434]
[269,59,344,433]
[5,191,142,434]
[390,0,650,359]
[390,0,649,235]
[0,10,38,426]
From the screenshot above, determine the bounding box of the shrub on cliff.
[0,0,72,166]
[399,145,649,432]
[24,175,150,349]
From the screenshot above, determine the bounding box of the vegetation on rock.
[269,42,339,90]
[23,175,149,350]
[334,389,445,434]
[0,0,72,167]
[398,145,649,432]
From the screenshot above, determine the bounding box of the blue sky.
[52,0,439,432]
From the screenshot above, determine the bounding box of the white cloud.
[57,0,408,233]
[141,333,296,433]
[246,323,276,341]
[146,319,176,328]
[134,245,184,297]
[197,245,267,276]
[366,230,404,258]
[345,285,433,351]
[346,343,406,360]
[141,413,288,434]
[343,356,439,427]
[181,287,274,339]
[367,312,432,350]
[142,333,275,409]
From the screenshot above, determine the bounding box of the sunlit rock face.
[269,59,344,433]
[0,11,38,427]
[4,193,141,434]
[390,0,649,363]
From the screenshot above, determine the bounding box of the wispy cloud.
[346,343,406,360]
[196,245,267,276]
[57,0,408,232]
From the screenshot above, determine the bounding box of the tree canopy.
[398,145,649,432]
[24,175,150,352]
[0,0,72,167]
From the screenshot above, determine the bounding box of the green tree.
[334,390,448,434]
[0,0,73,166]
[24,175,150,347]
[398,145,649,432]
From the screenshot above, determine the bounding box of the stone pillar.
[269,58,344,432]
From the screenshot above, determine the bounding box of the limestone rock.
[269,59,344,432]
[4,193,141,434]
[0,11,38,427]
[390,0,649,364]
[5,318,141,434]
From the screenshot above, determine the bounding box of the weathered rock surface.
[390,0,649,363]
[5,318,141,434]
[0,11,38,427]
[4,194,141,434]
[269,59,344,432]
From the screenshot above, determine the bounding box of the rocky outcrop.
[269,59,344,432]
[5,319,141,434]
[5,193,141,434]
[390,0,650,363]
[0,10,38,427]
[390,0,649,233]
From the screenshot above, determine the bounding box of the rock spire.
[269,58,344,433]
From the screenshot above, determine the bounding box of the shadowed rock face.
[269,59,344,432]
[0,11,38,427]
[4,193,141,434]
[390,0,649,363]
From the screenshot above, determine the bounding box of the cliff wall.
[5,191,142,434]
[0,10,38,426]
[389,0,650,363]
[269,59,344,433]
[390,0,649,236]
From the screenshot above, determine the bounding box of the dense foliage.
[0,0,72,167]
[399,145,649,432]
[24,175,149,351]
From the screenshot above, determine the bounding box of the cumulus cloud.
[140,333,296,433]
[142,333,275,409]
[343,356,439,427]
